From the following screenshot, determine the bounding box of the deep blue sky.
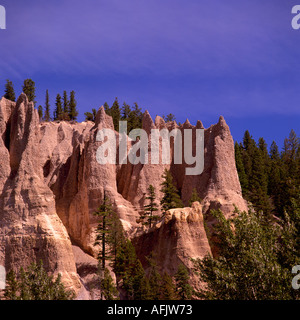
[0,0,300,148]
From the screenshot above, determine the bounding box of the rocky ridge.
[0,94,247,297]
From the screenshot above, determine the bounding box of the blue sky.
[0,0,299,148]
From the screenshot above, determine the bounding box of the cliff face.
[0,95,80,292]
[0,94,247,296]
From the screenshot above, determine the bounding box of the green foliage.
[104,100,143,133]
[189,188,202,206]
[22,79,36,105]
[193,208,300,300]
[160,272,177,300]
[94,193,118,270]
[174,264,193,300]
[44,89,51,122]
[38,105,43,120]
[4,79,16,101]
[162,113,176,122]
[160,169,183,214]
[69,90,78,121]
[99,268,119,300]
[84,108,97,122]
[53,94,63,121]
[235,129,300,218]
[4,261,75,300]
[139,185,159,228]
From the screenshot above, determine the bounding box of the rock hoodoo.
[0,94,247,296]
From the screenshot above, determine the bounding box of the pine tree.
[160,169,183,214]
[4,270,18,300]
[174,264,192,300]
[139,185,159,228]
[84,108,97,122]
[234,142,248,194]
[94,193,115,270]
[22,79,36,105]
[146,252,162,300]
[69,90,78,121]
[4,261,75,300]
[121,102,131,120]
[111,98,121,131]
[38,105,43,120]
[163,113,176,122]
[129,103,143,130]
[160,272,177,300]
[189,188,202,206]
[4,79,16,101]
[44,90,51,122]
[99,268,119,300]
[104,102,111,115]
[54,94,63,121]
[62,90,70,121]
[131,259,149,300]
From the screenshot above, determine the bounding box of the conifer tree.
[84,108,97,122]
[4,261,74,300]
[234,142,248,194]
[62,90,70,120]
[146,252,162,300]
[22,79,36,105]
[54,94,63,121]
[174,264,193,300]
[94,193,115,270]
[100,268,119,300]
[160,169,183,214]
[189,188,202,206]
[140,185,159,228]
[38,105,43,120]
[111,97,121,131]
[4,79,16,101]
[69,90,78,121]
[44,89,51,122]
[160,272,177,300]
[163,113,176,122]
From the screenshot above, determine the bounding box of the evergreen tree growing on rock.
[4,79,16,102]
[69,90,78,121]
[160,169,183,214]
[44,89,51,122]
[22,79,36,105]
[139,185,159,228]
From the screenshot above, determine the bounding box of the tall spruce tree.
[62,90,70,120]
[111,98,121,131]
[22,79,36,105]
[140,185,159,228]
[69,90,78,121]
[4,79,16,101]
[99,268,119,300]
[189,188,202,206]
[94,193,115,270]
[174,264,193,300]
[54,94,63,121]
[44,90,51,122]
[234,142,248,194]
[160,169,183,214]
[38,105,43,120]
